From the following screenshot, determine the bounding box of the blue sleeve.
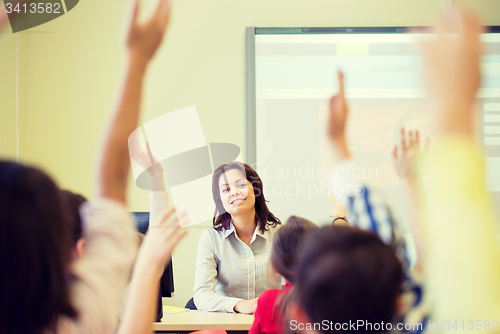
[346,185,427,334]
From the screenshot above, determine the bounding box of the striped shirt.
[331,159,428,334]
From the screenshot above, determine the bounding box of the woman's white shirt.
[193,223,280,312]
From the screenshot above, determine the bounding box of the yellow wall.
[1,0,498,307]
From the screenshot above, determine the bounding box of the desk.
[153,310,254,333]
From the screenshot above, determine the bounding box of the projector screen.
[246,27,500,233]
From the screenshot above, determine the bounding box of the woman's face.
[218,168,256,216]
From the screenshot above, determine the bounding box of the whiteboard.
[246,26,500,230]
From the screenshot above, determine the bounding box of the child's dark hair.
[271,215,318,284]
[291,226,403,334]
[0,162,77,334]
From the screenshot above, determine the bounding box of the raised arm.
[95,0,171,203]
[418,6,500,322]
[118,208,187,334]
[129,132,166,192]
[393,128,428,272]
[65,2,173,333]
[327,70,351,162]
[327,71,400,246]
[128,133,172,244]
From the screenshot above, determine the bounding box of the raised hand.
[419,6,484,136]
[327,71,351,160]
[328,71,348,139]
[138,207,187,270]
[118,207,187,334]
[393,128,429,272]
[129,130,156,169]
[125,0,172,67]
[96,0,173,201]
[393,128,428,183]
[128,130,166,190]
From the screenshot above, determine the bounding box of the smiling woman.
[218,168,256,221]
[212,162,279,236]
[192,162,281,314]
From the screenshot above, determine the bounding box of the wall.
[1,0,497,307]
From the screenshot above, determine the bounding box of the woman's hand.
[393,128,428,184]
[327,71,351,161]
[124,0,172,68]
[234,298,258,314]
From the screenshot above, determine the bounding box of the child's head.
[0,161,77,333]
[271,215,318,284]
[290,225,403,334]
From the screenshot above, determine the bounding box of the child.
[289,225,403,334]
[327,71,426,332]
[249,216,318,334]
[415,6,500,322]
[61,190,168,324]
[0,1,181,333]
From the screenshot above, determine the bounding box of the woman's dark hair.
[291,226,403,334]
[0,161,77,334]
[212,162,280,234]
[271,216,318,284]
[61,190,88,248]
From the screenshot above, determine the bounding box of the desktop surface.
[153,310,254,332]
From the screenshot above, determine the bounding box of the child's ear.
[75,238,86,258]
[289,302,314,334]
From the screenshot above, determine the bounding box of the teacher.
[193,161,281,313]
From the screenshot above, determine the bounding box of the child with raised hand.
[0,0,178,333]
[249,216,318,334]
[416,6,500,322]
[327,71,426,332]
